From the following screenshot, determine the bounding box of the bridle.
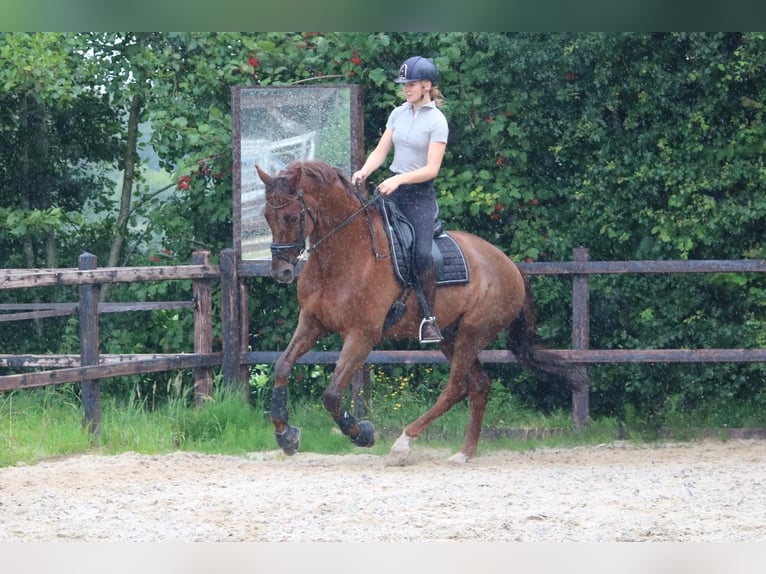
[268,190,312,262]
[268,184,384,263]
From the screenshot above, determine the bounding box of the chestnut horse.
[257,160,576,463]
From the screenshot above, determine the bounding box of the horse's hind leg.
[390,320,501,464]
[389,343,473,464]
[391,358,491,464]
[449,360,492,463]
[390,378,469,464]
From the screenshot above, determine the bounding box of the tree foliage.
[1,32,765,423]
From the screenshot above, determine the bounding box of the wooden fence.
[2,247,765,431]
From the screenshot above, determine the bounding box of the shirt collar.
[404,100,436,111]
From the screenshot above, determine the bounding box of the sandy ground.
[1,439,765,542]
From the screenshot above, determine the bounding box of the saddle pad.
[381,201,469,286]
[433,233,470,285]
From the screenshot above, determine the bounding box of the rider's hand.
[376,175,402,196]
[351,170,367,186]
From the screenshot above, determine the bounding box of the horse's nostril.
[272,267,295,284]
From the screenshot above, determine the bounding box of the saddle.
[380,199,470,287]
[379,199,469,331]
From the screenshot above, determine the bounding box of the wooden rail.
[0,263,219,289]
[243,348,766,365]
[0,353,221,392]
[0,301,194,322]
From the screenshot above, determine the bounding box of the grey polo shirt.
[386,101,449,174]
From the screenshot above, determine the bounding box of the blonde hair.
[430,85,445,107]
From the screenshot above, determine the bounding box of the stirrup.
[419,317,443,344]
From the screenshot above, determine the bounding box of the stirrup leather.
[419,317,443,344]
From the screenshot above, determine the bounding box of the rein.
[269,184,384,261]
[308,189,383,254]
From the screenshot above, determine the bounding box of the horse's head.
[256,164,316,284]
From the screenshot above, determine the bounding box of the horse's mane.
[282,160,356,200]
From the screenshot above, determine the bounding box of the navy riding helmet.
[394,56,438,85]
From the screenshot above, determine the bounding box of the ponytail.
[430,85,445,107]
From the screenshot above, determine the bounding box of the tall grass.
[0,386,91,466]
[2,374,762,468]
[0,380,573,467]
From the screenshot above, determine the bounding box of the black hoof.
[275,425,301,455]
[351,420,375,447]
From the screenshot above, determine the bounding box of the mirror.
[232,85,364,260]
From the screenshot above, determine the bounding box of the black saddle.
[380,199,470,287]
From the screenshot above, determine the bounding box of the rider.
[352,56,448,344]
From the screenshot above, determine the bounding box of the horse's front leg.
[322,335,376,448]
[271,312,327,455]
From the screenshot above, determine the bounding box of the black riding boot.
[417,268,442,344]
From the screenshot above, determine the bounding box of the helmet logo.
[398,63,408,81]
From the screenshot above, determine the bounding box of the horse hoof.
[447,452,470,464]
[387,448,412,467]
[387,431,413,466]
[351,420,375,447]
[275,425,301,455]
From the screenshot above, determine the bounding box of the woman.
[352,56,448,344]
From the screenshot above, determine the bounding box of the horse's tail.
[506,274,576,384]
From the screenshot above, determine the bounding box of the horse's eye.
[284,213,298,225]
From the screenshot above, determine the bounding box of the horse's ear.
[288,164,303,192]
[255,165,272,185]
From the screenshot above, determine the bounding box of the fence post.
[239,280,251,385]
[192,250,213,405]
[220,248,245,394]
[78,252,101,434]
[571,247,591,428]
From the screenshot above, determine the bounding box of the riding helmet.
[394,56,438,85]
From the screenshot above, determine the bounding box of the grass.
[1,381,763,467]
[0,386,92,466]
